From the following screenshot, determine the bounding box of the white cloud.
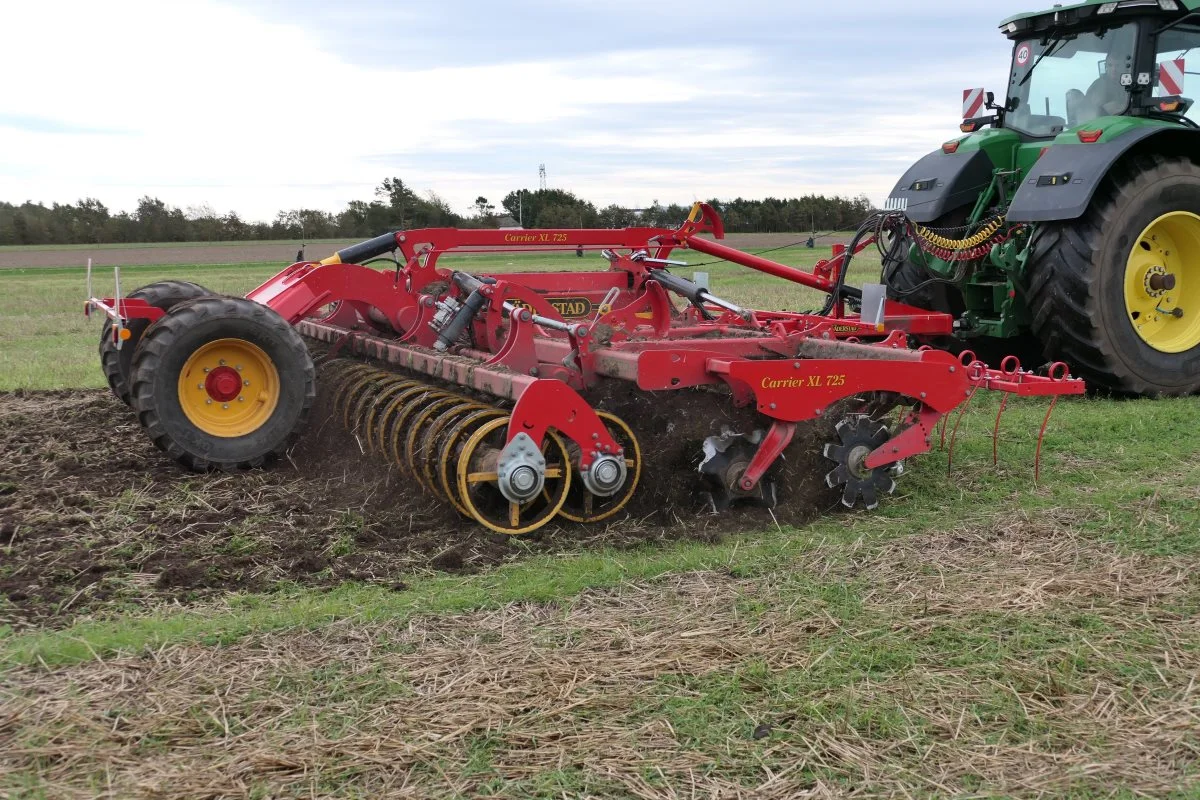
[0,0,1014,220]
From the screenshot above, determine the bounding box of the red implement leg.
[737,421,797,492]
[508,379,621,470]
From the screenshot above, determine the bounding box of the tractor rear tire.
[129,296,315,471]
[100,280,212,406]
[1028,154,1200,395]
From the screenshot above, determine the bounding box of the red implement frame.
[94,202,1086,495]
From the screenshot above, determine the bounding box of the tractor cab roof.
[1000,0,1199,38]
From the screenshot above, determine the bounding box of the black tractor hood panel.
[884,148,994,223]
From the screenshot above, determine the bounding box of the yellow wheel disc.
[418,401,488,496]
[555,411,642,524]
[177,338,279,437]
[360,380,420,453]
[389,388,454,467]
[375,385,431,456]
[404,395,469,489]
[439,408,508,516]
[456,417,570,535]
[1123,210,1200,353]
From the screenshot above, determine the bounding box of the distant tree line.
[0,177,875,246]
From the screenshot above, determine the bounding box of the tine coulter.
[88,203,1085,534]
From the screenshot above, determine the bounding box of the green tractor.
[883,0,1200,395]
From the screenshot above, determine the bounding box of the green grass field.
[2,246,1199,798]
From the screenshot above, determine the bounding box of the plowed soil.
[0,385,842,630]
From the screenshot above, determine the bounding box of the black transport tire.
[99,280,213,406]
[1028,154,1200,396]
[129,296,315,471]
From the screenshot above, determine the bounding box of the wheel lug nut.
[236,365,242,371]
[238,396,244,402]
[219,359,226,366]
[206,399,213,405]
[203,367,210,373]
[222,403,229,409]
[243,380,250,386]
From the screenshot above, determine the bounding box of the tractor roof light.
[1098,2,1118,13]
[1158,0,1179,8]
[1159,99,1183,112]
[1077,129,1104,143]
[942,140,962,154]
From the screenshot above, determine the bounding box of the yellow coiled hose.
[915,216,1005,250]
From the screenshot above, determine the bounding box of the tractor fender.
[883,148,994,223]
[1007,126,1200,222]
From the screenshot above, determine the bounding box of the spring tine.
[946,385,978,476]
[1034,395,1059,485]
[938,414,948,451]
[991,393,1010,466]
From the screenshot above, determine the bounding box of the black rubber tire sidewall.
[1093,172,1200,391]
[132,297,313,469]
[100,280,213,406]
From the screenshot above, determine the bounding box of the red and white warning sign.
[1160,58,1185,95]
[963,87,985,119]
[1016,43,1032,66]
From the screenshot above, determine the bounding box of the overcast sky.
[1,1,1016,222]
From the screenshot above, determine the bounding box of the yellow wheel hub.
[178,338,279,437]
[1123,211,1200,353]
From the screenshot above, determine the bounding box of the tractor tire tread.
[1027,154,1200,395]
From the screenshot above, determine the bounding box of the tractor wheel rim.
[1123,210,1200,353]
[178,338,280,437]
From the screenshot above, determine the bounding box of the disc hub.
[496,432,546,503]
[581,453,626,497]
[205,366,242,403]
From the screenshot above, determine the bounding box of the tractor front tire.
[100,280,212,406]
[1028,154,1200,395]
[129,296,315,470]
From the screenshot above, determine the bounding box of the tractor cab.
[999,0,1199,137]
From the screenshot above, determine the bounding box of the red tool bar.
[681,235,838,294]
[299,320,537,401]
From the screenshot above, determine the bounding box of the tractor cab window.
[1006,22,1139,136]
[1154,23,1199,124]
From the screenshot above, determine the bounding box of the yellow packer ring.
[439,408,508,516]
[1123,210,1200,353]
[456,417,570,535]
[555,411,642,524]
[178,338,279,437]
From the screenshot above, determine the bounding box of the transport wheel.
[99,280,212,406]
[455,416,570,535]
[555,411,642,523]
[1029,154,1200,395]
[129,296,315,470]
[822,415,897,511]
